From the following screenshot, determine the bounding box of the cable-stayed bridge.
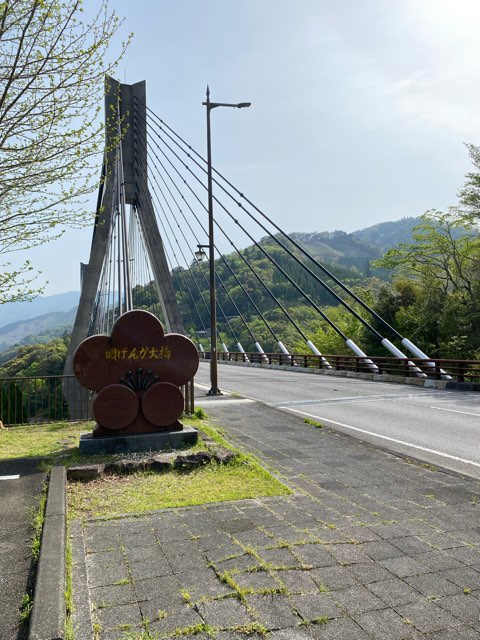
[64,78,457,387]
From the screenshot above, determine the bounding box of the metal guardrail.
[0,375,195,427]
[200,351,480,384]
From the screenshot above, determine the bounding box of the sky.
[8,0,480,296]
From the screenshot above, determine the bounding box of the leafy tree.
[372,210,480,358]
[0,0,131,303]
[458,143,480,216]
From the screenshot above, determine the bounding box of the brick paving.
[71,396,480,639]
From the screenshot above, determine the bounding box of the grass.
[0,421,89,461]
[303,418,323,428]
[68,455,290,519]
[2,414,291,522]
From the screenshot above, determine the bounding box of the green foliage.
[371,208,480,358]
[0,336,69,378]
[0,1,132,303]
[0,336,70,423]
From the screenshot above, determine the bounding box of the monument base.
[79,425,198,456]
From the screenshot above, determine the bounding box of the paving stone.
[233,569,281,592]
[232,529,274,549]
[413,550,464,572]
[327,543,373,565]
[266,525,316,544]
[332,584,387,615]
[310,565,359,591]
[85,548,125,569]
[455,529,480,545]
[391,536,434,556]
[367,577,424,607]
[214,553,261,573]
[273,569,321,595]
[340,525,382,543]
[435,593,480,623]
[307,616,372,639]
[380,555,429,578]
[289,592,343,620]
[293,544,338,568]
[362,539,405,561]
[154,524,192,542]
[218,517,256,534]
[162,539,201,558]
[196,532,235,551]
[354,607,419,639]
[87,560,130,588]
[424,627,480,639]
[204,545,244,564]
[438,567,480,590]
[92,602,142,630]
[310,528,350,544]
[176,568,234,601]
[85,529,121,553]
[168,553,211,574]
[101,625,142,640]
[148,604,203,635]
[247,593,301,630]
[138,590,186,620]
[348,561,395,584]
[396,600,462,634]
[129,556,174,581]
[369,523,410,540]
[90,582,137,608]
[124,543,162,563]
[418,532,466,550]
[405,572,461,598]
[446,546,480,566]
[133,575,180,602]
[259,547,304,568]
[196,597,254,629]
[266,629,314,639]
[215,633,264,640]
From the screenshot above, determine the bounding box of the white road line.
[283,407,480,469]
[198,398,255,405]
[0,475,20,480]
[431,406,480,417]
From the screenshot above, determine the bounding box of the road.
[195,362,480,480]
[0,459,45,640]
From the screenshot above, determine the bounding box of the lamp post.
[201,86,251,395]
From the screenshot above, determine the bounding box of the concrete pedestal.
[79,425,198,455]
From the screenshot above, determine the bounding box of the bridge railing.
[0,375,195,427]
[200,351,480,384]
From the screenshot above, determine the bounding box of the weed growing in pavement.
[304,418,323,428]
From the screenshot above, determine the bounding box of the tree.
[458,143,480,216]
[0,0,131,303]
[373,210,480,357]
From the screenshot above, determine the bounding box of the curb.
[29,465,66,640]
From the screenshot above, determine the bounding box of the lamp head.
[195,247,207,261]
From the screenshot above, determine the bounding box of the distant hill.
[352,217,420,253]
[288,218,420,273]
[0,307,77,352]
[0,290,80,330]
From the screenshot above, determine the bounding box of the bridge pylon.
[64,77,185,416]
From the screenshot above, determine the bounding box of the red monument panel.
[73,310,199,437]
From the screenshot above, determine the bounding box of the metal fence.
[0,375,195,427]
[201,351,480,384]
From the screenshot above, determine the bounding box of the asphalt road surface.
[195,362,480,480]
[0,458,45,640]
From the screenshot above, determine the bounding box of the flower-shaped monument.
[73,310,199,437]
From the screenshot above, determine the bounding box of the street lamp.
[202,86,251,395]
